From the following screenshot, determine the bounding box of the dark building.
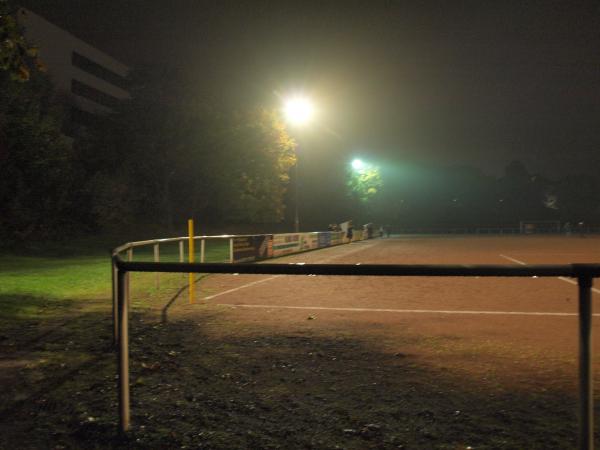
[18,8,130,128]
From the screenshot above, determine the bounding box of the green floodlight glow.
[352,159,365,171]
[348,158,383,203]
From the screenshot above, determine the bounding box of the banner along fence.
[269,231,348,258]
[111,257,599,449]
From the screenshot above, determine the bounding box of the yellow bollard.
[188,219,195,304]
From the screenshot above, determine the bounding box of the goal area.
[519,220,561,234]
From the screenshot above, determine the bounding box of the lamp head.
[352,159,365,171]
[283,96,314,126]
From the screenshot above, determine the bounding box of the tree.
[0,70,79,241]
[202,108,296,223]
[347,163,383,204]
[80,66,296,230]
[496,160,557,222]
[0,2,44,81]
[345,162,384,224]
[554,175,600,222]
[0,1,78,243]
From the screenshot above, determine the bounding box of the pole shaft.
[294,161,299,232]
[188,219,195,304]
[126,248,132,311]
[578,276,594,450]
[154,244,160,289]
[117,269,130,432]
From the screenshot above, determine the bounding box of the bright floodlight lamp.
[352,159,365,171]
[283,96,315,126]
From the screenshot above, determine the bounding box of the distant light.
[352,159,365,171]
[283,96,314,126]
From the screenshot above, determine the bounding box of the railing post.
[154,243,160,290]
[229,238,234,263]
[578,274,594,450]
[117,268,130,433]
[112,256,118,345]
[201,239,206,263]
[179,240,185,279]
[126,247,133,310]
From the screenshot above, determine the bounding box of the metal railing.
[110,232,354,342]
[112,256,599,449]
[111,234,246,342]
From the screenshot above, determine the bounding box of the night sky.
[22,0,600,177]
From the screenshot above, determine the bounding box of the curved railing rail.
[110,234,241,327]
[110,231,355,325]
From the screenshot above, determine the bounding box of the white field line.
[201,242,377,301]
[499,254,600,294]
[203,276,280,300]
[218,303,600,317]
[498,254,528,266]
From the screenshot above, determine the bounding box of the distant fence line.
[111,230,367,265]
[397,226,600,235]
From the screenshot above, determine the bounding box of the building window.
[71,79,121,110]
[72,51,129,90]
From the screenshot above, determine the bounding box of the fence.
[110,231,358,341]
[396,226,600,235]
[111,256,599,450]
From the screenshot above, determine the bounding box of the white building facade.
[18,8,130,126]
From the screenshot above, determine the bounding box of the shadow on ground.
[0,293,588,450]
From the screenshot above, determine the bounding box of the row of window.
[72,51,129,90]
[71,79,121,110]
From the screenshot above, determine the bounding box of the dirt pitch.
[2,235,600,449]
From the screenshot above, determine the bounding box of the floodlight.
[283,96,314,126]
[352,159,365,171]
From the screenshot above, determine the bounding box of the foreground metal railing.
[112,257,600,449]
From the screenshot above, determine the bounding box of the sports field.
[2,235,600,449]
[152,235,600,449]
[186,235,600,370]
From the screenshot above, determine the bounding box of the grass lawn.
[0,237,236,449]
[0,238,229,321]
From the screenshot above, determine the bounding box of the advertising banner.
[330,231,344,245]
[232,229,351,263]
[232,235,273,262]
[272,233,302,257]
[256,234,274,260]
[301,233,319,251]
[318,232,332,248]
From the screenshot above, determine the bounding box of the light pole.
[294,155,300,232]
[283,95,314,232]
